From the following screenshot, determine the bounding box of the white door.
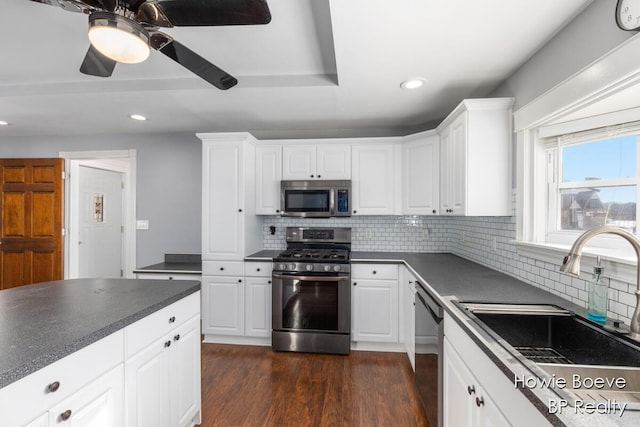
[78,166,124,278]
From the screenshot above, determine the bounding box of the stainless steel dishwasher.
[414,279,443,427]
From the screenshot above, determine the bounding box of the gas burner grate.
[514,347,573,364]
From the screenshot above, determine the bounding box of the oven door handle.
[272,273,349,282]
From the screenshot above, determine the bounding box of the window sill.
[513,240,638,285]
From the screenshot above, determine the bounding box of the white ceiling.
[0,0,592,139]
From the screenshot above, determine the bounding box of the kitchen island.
[0,278,201,427]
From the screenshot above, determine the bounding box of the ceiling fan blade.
[137,0,271,27]
[150,33,238,90]
[79,45,117,78]
[28,0,94,13]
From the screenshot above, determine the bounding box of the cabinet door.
[403,137,439,215]
[282,145,316,179]
[255,145,282,215]
[443,339,475,427]
[201,275,245,336]
[202,141,243,259]
[171,316,202,427]
[316,144,351,179]
[50,365,124,427]
[351,144,396,215]
[352,279,398,342]
[450,113,467,215]
[403,275,416,370]
[125,337,171,427]
[244,277,272,337]
[439,126,453,214]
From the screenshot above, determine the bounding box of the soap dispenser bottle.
[586,256,608,324]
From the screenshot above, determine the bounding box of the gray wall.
[490,0,633,109]
[0,132,202,267]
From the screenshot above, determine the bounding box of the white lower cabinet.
[124,292,201,427]
[125,315,201,427]
[351,264,399,343]
[444,312,550,427]
[443,339,508,427]
[201,261,272,343]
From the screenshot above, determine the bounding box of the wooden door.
[0,158,64,289]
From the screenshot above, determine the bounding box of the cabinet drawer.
[351,263,398,280]
[135,273,201,281]
[0,331,123,427]
[202,261,244,276]
[244,261,273,277]
[125,292,200,358]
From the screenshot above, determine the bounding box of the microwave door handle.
[272,274,349,282]
[330,189,336,216]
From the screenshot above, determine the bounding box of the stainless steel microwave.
[280,180,351,218]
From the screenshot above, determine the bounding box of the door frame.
[60,150,137,278]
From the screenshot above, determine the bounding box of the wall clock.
[617,0,640,31]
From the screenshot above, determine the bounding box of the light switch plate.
[136,219,149,230]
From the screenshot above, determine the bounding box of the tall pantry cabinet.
[199,133,263,342]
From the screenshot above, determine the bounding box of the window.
[543,127,640,251]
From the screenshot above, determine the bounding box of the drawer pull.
[353,282,357,286]
[164,340,172,348]
[372,270,377,274]
[238,279,242,283]
[60,409,72,421]
[220,267,225,271]
[174,334,181,341]
[257,268,261,272]
[47,381,60,393]
[475,396,485,407]
[169,316,176,323]
[467,385,475,395]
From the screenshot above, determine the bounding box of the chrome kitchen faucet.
[560,226,640,342]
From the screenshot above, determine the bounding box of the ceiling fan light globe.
[88,13,150,64]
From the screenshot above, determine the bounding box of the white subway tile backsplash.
[261,205,635,325]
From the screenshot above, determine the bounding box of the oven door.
[272,273,350,334]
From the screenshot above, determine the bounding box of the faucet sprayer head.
[560,253,581,276]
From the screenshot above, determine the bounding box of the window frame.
[513,33,640,284]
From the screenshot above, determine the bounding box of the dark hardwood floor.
[200,344,429,427]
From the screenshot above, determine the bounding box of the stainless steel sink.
[457,302,640,409]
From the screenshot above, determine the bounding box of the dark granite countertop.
[134,262,202,274]
[134,253,202,274]
[0,278,200,389]
[244,250,281,261]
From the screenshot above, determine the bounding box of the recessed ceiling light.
[400,78,426,90]
[0,121,10,126]
[129,114,148,121]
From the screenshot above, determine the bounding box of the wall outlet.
[462,231,466,243]
[492,236,497,252]
[422,228,429,240]
[364,229,373,239]
[136,219,149,230]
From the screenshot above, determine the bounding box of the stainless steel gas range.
[271,227,351,355]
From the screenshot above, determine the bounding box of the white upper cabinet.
[438,98,514,216]
[282,143,351,180]
[351,141,399,215]
[255,145,282,215]
[402,132,439,215]
[200,132,263,260]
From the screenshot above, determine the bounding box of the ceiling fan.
[29,0,272,90]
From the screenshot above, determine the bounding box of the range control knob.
[333,265,342,272]
[289,264,296,271]
[306,264,314,271]
[324,265,331,272]
[279,264,287,271]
